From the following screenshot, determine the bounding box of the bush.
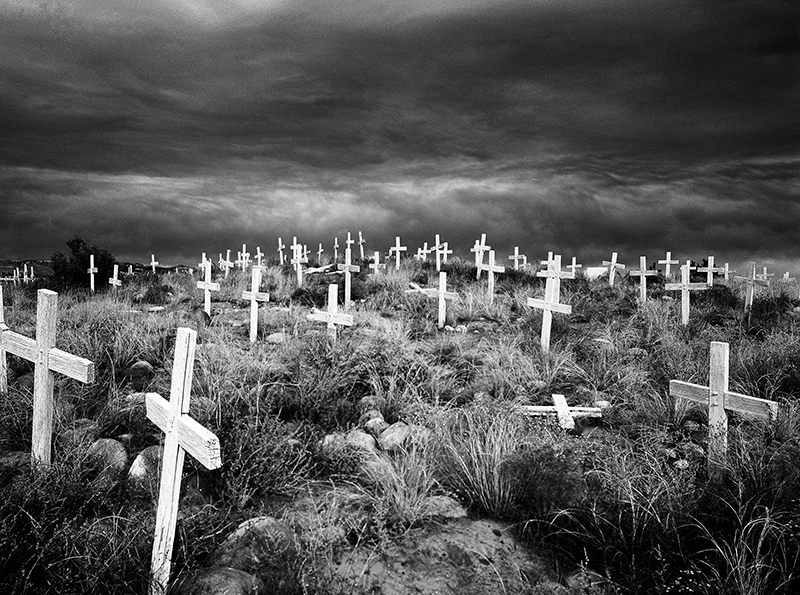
[51,237,116,292]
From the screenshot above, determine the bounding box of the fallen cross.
[665,260,707,325]
[0,289,95,466]
[197,261,220,316]
[405,271,459,329]
[670,341,777,471]
[307,284,353,339]
[242,266,270,343]
[528,254,573,352]
[629,256,657,302]
[145,327,222,595]
[520,394,603,430]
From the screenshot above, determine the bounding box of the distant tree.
[51,236,117,291]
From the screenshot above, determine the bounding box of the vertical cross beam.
[306,284,353,339]
[434,234,443,271]
[277,237,286,266]
[390,236,407,269]
[629,256,657,302]
[87,254,98,293]
[109,264,122,290]
[242,267,270,343]
[32,290,58,466]
[734,262,768,310]
[0,283,7,394]
[358,231,366,260]
[665,260,708,325]
[338,248,360,309]
[317,243,324,263]
[528,255,573,352]
[334,237,339,261]
[150,254,159,274]
[658,251,679,280]
[471,234,489,279]
[567,256,582,276]
[698,256,724,287]
[602,252,625,286]
[369,251,386,275]
[481,250,505,304]
[197,262,220,316]
[508,247,524,270]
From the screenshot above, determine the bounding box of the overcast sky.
[1,0,798,273]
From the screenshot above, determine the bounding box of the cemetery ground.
[2,256,800,595]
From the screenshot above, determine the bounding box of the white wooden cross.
[358,231,366,260]
[782,271,795,282]
[735,262,769,310]
[698,256,724,287]
[434,234,445,271]
[346,232,355,251]
[23,263,29,283]
[338,248,360,309]
[723,263,735,281]
[471,234,490,279]
[145,327,222,595]
[757,266,774,285]
[658,251,679,280]
[254,247,264,267]
[528,254,573,352]
[441,242,453,264]
[277,237,286,266]
[109,264,122,290]
[480,250,505,304]
[317,243,324,263]
[196,261,220,316]
[150,254,159,274]
[405,271,459,329]
[369,251,386,275]
[87,254,98,293]
[602,252,625,286]
[220,250,233,279]
[197,253,207,271]
[0,284,7,393]
[389,236,407,269]
[333,237,339,261]
[0,290,94,466]
[520,394,602,430]
[416,242,431,262]
[242,266,270,343]
[567,256,582,276]
[291,243,308,287]
[306,284,353,339]
[665,260,708,325]
[670,341,777,470]
[629,256,657,302]
[241,244,251,269]
[540,251,553,267]
[127,264,134,276]
[509,247,525,270]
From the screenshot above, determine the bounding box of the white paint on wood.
[698,256,724,287]
[389,236,407,269]
[306,284,353,339]
[629,256,657,302]
[242,267,270,343]
[479,250,505,304]
[734,262,768,310]
[665,260,707,325]
[196,262,220,316]
[528,254,573,352]
[337,248,360,309]
[658,251,679,280]
[369,251,386,275]
[602,252,625,286]
[109,263,122,289]
[87,254,98,293]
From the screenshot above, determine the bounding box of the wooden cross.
[369,251,386,275]
[567,256,582,276]
[528,254,573,352]
[508,247,525,270]
[291,243,308,287]
[782,272,795,282]
[723,263,735,281]
[434,234,445,271]
[520,394,602,430]
[317,243,324,263]
[665,260,708,325]
[540,251,553,267]
[220,250,233,279]
[734,262,769,310]
[480,250,505,304]
[0,284,7,393]
[698,256,724,287]
[109,264,122,290]
[670,341,777,470]
[389,236,407,269]
[277,237,286,266]
[240,244,250,270]
[196,261,220,316]
[629,256,657,302]
[23,263,29,283]
[242,266,270,343]
[471,234,490,279]
[346,232,355,251]
[306,284,353,339]
[333,237,339,261]
[757,266,774,285]
[197,253,207,271]
[0,290,94,466]
[337,248,360,309]
[441,242,453,264]
[150,254,159,274]
[406,271,459,329]
[87,254,98,293]
[254,247,264,267]
[602,252,625,286]
[416,242,431,262]
[658,251,679,280]
[358,232,366,260]
[145,327,222,595]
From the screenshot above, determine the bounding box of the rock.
[564,567,609,590]
[358,394,386,413]
[346,429,378,452]
[265,332,288,344]
[126,445,162,498]
[530,379,548,391]
[359,452,395,483]
[210,516,295,573]
[455,325,468,334]
[127,361,156,391]
[0,451,29,474]
[421,495,468,519]
[363,416,389,438]
[378,422,410,454]
[172,567,264,595]
[358,409,384,426]
[86,438,128,476]
[595,400,612,410]
[444,325,455,332]
[58,418,98,451]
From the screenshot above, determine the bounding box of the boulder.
[210,516,295,573]
[265,332,288,344]
[127,361,156,391]
[378,422,431,454]
[172,567,264,595]
[58,418,99,451]
[86,438,128,477]
[0,450,29,474]
[363,416,389,438]
[126,445,162,498]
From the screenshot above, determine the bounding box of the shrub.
[51,237,116,292]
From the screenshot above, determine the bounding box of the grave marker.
[471,234,490,279]
[317,243,324,263]
[441,242,453,264]
[416,242,431,262]
[145,328,222,595]
[602,252,625,286]
[220,250,233,279]
[338,248,360,309]
[658,251,679,280]
[479,250,505,304]
[782,272,795,282]
[240,244,250,270]
[567,257,582,276]
[0,284,6,393]
[127,265,134,276]
[358,232,366,260]
[334,237,339,261]
[369,251,386,275]
[109,264,122,290]
[670,341,777,470]
[406,272,459,329]
[291,243,308,287]
[757,266,774,285]
[197,253,207,271]
[629,256,657,302]
[242,267,270,343]
[665,260,708,325]
[255,247,264,268]
[508,247,525,271]
[306,284,353,339]
[389,236,407,269]
[434,234,445,271]
[87,255,98,293]
[528,254,573,352]
[346,232,355,251]
[723,263,735,281]
[698,256,724,287]
[735,262,769,310]
[277,237,286,266]
[520,394,603,430]
[150,254,159,274]
[196,261,220,316]
[0,290,94,466]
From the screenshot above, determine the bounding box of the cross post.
[317,243,324,263]
[306,284,353,339]
[242,267,270,343]
[480,250,505,304]
[697,256,725,287]
[602,252,625,286]
[658,251,679,280]
[87,254,98,293]
[665,260,708,325]
[109,264,122,290]
[405,272,458,329]
[567,256,582,276]
[334,237,339,261]
[369,251,386,275]
[358,232,366,260]
[629,256,657,302]
[471,234,490,279]
[150,254,159,274]
[389,236,407,269]
[338,248,360,309]
[291,243,308,287]
[509,247,525,270]
[277,237,286,266]
[734,262,768,310]
[528,254,573,351]
[196,261,220,316]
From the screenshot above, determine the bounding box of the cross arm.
[669,380,778,420]
[527,298,572,315]
[146,393,222,470]
[3,330,95,383]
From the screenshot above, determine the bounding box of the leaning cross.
[0,290,94,466]
[197,253,207,271]
[0,284,7,393]
[389,236,407,269]
[670,341,777,471]
[480,250,505,304]
[87,255,98,293]
[629,256,657,302]
[471,234,490,279]
[317,243,324,263]
[277,237,286,266]
[146,328,222,595]
[658,251,679,280]
[406,272,459,329]
[509,247,525,271]
[240,244,250,270]
[735,263,769,310]
[220,250,233,279]
[602,252,625,286]
[109,264,122,291]
[242,266,270,343]
[254,247,263,268]
[369,251,386,275]
[528,254,573,352]
[150,254,159,274]
[665,260,708,325]
[307,284,353,339]
[358,232,366,260]
[197,262,220,316]
[697,256,724,287]
[338,248,360,309]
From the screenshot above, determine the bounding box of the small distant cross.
[150,254,159,274]
[734,263,769,310]
[197,253,207,271]
[369,251,386,275]
[307,284,353,340]
[334,237,340,261]
[629,256,657,302]
[723,263,735,281]
[346,232,355,250]
[240,244,250,269]
[254,247,264,267]
[406,271,459,329]
[665,260,708,325]
[602,252,625,286]
[471,234,490,279]
[317,243,324,263]
[416,242,431,262]
[389,236,407,269]
[658,251,679,280]
[434,234,445,271]
[219,250,233,279]
[757,266,774,285]
[479,250,505,304]
[358,231,366,260]
[87,255,98,293]
[291,243,308,287]
[528,254,573,352]
[109,264,122,291]
[338,248,360,309]
[508,247,525,271]
[196,261,220,316]
[277,237,286,266]
[697,256,725,287]
[567,256,582,276]
[782,271,795,282]
[242,266,270,343]
[441,242,453,264]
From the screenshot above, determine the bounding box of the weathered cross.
[433,234,446,271]
[242,266,270,343]
[665,260,708,325]
[520,394,603,431]
[196,261,220,316]
[658,251,679,280]
[509,247,525,270]
[734,262,769,310]
[333,237,339,261]
[369,251,386,275]
[757,266,774,285]
[220,250,233,279]
[782,271,796,282]
[277,237,286,266]
[406,272,459,329]
[87,254,98,293]
[306,284,353,339]
[317,243,324,263]
[358,231,366,260]
[602,252,625,286]
[0,290,94,466]
[528,254,573,352]
[670,341,777,470]
[145,327,222,595]
[150,254,159,274]
[723,263,735,281]
[291,243,308,287]
[127,265,134,276]
[697,256,725,287]
[0,284,7,393]
[629,256,657,302]
[389,236,407,269]
[254,247,264,268]
[109,264,122,291]
[338,248,360,309]
[240,244,250,270]
[540,252,554,267]
[480,250,505,304]
[416,242,431,262]
[471,234,490,279]
[346,232,355,251]
[197,253,207,271]
[567,256,582,276]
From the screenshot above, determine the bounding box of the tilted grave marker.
[242,266,270,343]
[317,243,324,263]
[255,247,264,267]
[697,256,724,287]
[220,250,233,279]
[471,234,490,279]
[665,260,707,325]
[406,271,459,329]
[509,247,525,271]
[480,250,505,304]
[150,254,159,274]
[723,263,735,281]
[0,290,94,466]
[145,328,222,595]
[416,242,431,262]
[528,254,573,352]
[658,251,679,280]
[434,234,446,271]
[333,237,339,261]
[0,284,6,393]
[196,261,220,316]
[307,284,353,339]
[389,236,407,269]
[782,272,795,282]
[629,256,657,302]
[369,251,386,275]
[87,254,98,293]
[358,231,366,260]
[734,262,768,310]
[109,264,122,290]
[520,394,603,430]
[670,341,777,470]
[441,242,453,264]
[602,252,625,286]
[198,253,207,271]
[338,248,360,309]
[277,237,286,266]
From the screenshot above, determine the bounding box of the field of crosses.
[2,232,800,595]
